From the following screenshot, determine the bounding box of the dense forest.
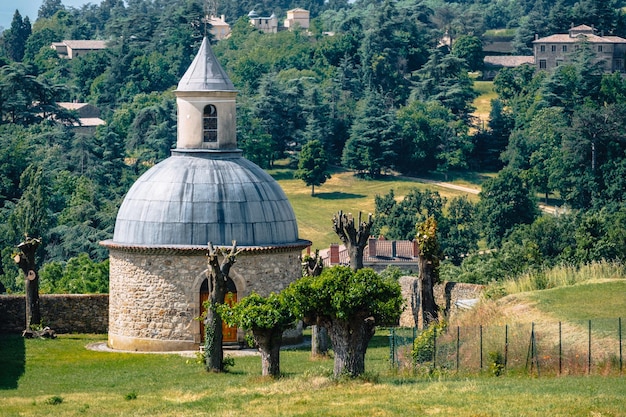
[0,0,624,293]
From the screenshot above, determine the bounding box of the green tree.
[1,10,32,62]
[38,0,65,20]
[285,266,403,378]
[341,88,397,178]
[294,139,331,196]
[218,292,295,377]
[451,35,483,72]
[411,49,478,123]
[476,169,539,248]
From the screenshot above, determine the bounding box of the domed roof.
[112,150,300,247]
[105,36,307,251]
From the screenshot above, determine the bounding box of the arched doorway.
[200,278,238,343]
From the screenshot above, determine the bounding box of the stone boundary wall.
[399,277,483,328]
[0,294,108,334]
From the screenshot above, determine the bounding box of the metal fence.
[389,318,624,376]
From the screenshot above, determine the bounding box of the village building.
[51,40,107,59]
[57,102,105,134]
[283,8,310,31]
[533,24,626,72]
[209,15,231,41]
[101,37,310,352]
[319,237,419,274]
[248,9,278,33]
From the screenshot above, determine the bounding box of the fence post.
[587,320,591,375]
[504,324,508,370]
[480,325,483,371]
[617,317,622,374]
[456,326,460,373]
[389,327,395,367]
[559,321,562,376]
[432,326,437,371]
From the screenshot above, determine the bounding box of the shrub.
[411,320,448,364]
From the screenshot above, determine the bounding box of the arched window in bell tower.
[203,104,218,143]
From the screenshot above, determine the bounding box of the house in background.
[284,8,310,31]
[57,102,105,134]
[483,55,535,80]
[51,40,107,59]
[319,237,419,273]
[533,24,626,72]
[209,15,231,41]
[248,9,278,33]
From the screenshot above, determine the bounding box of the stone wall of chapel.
[108,248,302,348]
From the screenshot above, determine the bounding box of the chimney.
[329,244,340,265]
[368,237,377,257]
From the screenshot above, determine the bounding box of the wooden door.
[221,292,238,342]
[200,279,238,344]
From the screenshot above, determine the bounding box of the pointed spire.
[177,37,235,92]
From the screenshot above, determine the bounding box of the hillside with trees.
[0,0,624,294]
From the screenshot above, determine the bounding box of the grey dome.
[112,150,300,247]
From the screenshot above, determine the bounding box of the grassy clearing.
[1,333,625,417]
[273,168,478,250]
[472,80,496,128]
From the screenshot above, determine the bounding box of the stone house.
[248,10,278,33]
[51,40,107,59]
[101,37,309,352]
[319,237,419,274]
[57,102,105,135]
[533,24,626,72]
[209,15,231,41]
[284,8,310,31]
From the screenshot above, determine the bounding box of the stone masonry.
[0,294,108,334]
[107,247,302,351]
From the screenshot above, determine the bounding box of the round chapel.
[101,38,310,352]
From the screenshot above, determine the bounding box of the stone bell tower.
[175,37,237,150]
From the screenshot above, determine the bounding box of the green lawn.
[1,333,625,417]
[273,168,481,250]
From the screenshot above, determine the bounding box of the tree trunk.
[254,328,283,377]
[311,184,315,196]
[205,290,225,372]
[418,257,439,328]
[332,211,372,272]
[14,237,41,331]
[326,315,375,378]
[311,325,329,356]
[205,242,241,373]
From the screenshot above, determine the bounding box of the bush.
[411,320,448,364]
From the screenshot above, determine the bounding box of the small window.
[551,45,556,52]
[562,45,567,52]
[556,59,563,67]
[540,45,546,52]
[598,45,603,52]
[539,59,547,69]
[203,105,218,143]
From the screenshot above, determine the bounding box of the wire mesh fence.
[389,318,624,376]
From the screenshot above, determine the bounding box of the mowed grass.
[473,80,496,128]
[272,167,479,250]
[1,333,626,417]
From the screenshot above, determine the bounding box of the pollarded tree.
[415,217,440,327]
[295,139,331,196]
[218,292,295,378]
[285,266,403,378]
[204,241,241,373]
